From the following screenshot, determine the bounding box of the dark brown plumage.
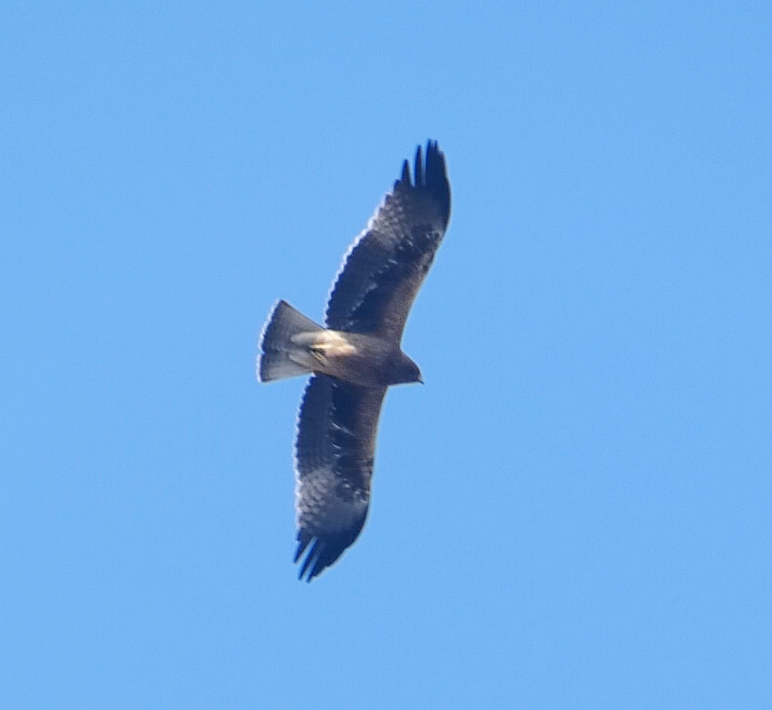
[258,142,451,581]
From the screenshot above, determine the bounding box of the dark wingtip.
[420,140,451,228]
[397,158,411,188]
[295,536,338,582]
[414,144,424,187]
[294,535,318,582]
[294,521,366,582]
[395,142,450,223]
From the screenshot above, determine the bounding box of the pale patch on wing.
[291,330,357,356]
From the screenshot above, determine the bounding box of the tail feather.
[258,352,311,382]
[257,300,324,383]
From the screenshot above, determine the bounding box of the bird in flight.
[257,141,451,581]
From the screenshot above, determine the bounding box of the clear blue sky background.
[3,2,771,708]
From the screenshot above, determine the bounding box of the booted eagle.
[258,142,451,581]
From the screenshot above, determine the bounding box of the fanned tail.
[257,300,324,382]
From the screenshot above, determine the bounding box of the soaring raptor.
[257,142,451,581]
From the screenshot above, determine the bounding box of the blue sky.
[3,2,771,708]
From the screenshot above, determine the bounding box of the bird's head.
[387,352,423,386]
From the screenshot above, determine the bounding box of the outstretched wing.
[293,374,387,581]
[325,141,451,342]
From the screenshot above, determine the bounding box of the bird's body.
[285,323,420,388]
[258,141,451,581]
